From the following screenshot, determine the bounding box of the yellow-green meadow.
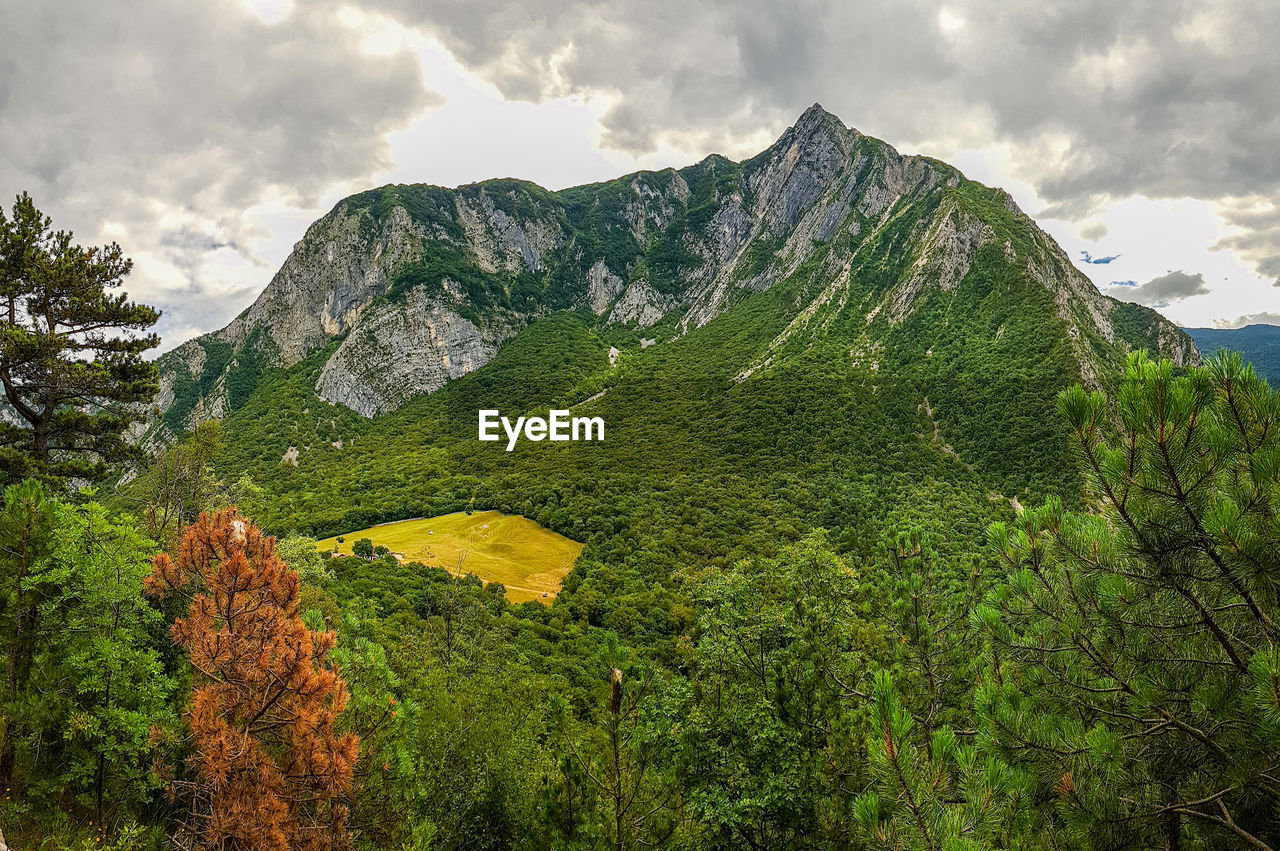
[316,510,582,603]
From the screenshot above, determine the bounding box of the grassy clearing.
[316,510,583,603]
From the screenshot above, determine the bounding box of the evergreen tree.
[0,193,159,487]
[553,635,682,851]
[146,509,360,850]
[977,352,1280,849]
[683,533,876,846]
[854,671,1036,851]
[314,608,418,849]
[871,528,983,737]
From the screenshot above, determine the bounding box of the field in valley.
[315,510,583,603]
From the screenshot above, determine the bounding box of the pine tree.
[0,193,159,487]
[854,671,1035,851]
[322,610,415,850]
[977,352,1280,849]
[145,509,360,850]
[553,635,681,851]
[873,528,983,736]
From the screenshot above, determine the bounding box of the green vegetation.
[223,327,275,410]
[0,193,160,488]
[162,339,231,433]
[1188,323,1280,385]
[0,481,174,825]
[733,233,783,279]
[13,344,1280,848]
[946,179,1034,257]
[978,352,1280,847]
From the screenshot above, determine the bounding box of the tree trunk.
[1161,811,1181,851]
[96,751,106,824]
[1161,784,1181,851]
[611,667,624,851]
[31,416,49,463]
[1,607,38,789]
[0,719,13,790]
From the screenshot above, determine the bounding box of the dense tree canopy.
[0,479,173,825]
[977,352,1280,849]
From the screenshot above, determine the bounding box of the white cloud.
[0,0,435,347]
[4,0,1280,352]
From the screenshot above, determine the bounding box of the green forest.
[4,182,1280,851]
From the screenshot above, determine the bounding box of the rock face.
[149,103,1198,437]
[315,286,519,416]
[233,204,424,365]
[586,260,625,315]
[608,278,670,327]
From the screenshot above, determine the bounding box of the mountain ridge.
[146,103,1196,439]
[1187,324,1280,385]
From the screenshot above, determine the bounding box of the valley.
[11,100,1276,850]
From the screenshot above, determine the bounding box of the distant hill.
[1186,324,1280,384]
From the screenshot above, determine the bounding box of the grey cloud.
[357,0,1280,280]
[151,282,266,352]
[1080,221,1109,241]
[7,0,1278,347]
[1111,270,1209,308]
[1212,312,1280,328]
[0,0,437,344]
[1215,199,1280,283]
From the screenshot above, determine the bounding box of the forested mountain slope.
[1187,324,1280,384]
[135,105,1198,639]
[149,104,1193,433]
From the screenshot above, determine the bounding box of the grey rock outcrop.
[229,204,425,365]
[316,285,519,416]
[609,278,670,327]
[146,102,1197,436]
[587,260,626,315]
[456,191,563,274]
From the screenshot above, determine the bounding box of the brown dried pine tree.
[146,509,359,850]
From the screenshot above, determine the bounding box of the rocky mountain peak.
[144,106,1197,438]
[789,102,852,139]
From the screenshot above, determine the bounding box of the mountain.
[148,103,1193,437]
[133,105,1199,616]
[1186,324,1280,384]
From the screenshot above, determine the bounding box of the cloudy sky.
[3,0,1279,351]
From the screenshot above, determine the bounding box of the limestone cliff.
[148,104,1197,439]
